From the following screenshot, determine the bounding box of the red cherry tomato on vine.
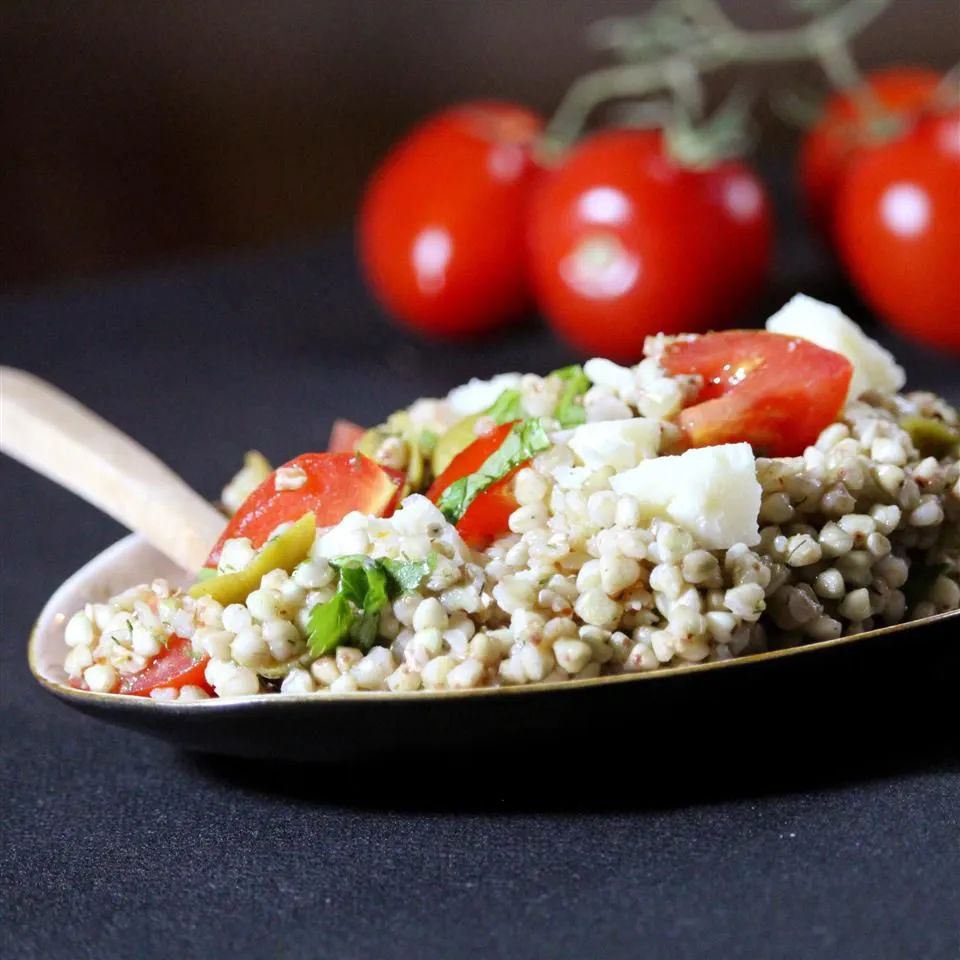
[835,109,960,352]
[661,330,853,457]
[359,101,545,338]
[427,421,522,547]
[699,158,775,324]
[798,66,942,239]
[527,129,772,362]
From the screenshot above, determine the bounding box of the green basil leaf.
[306,593,355,657]
[437,418,551,523]
[485,388,524,425]
[551,364,590,428]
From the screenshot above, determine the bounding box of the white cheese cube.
[550,466,594,490]
[583,358,636,396]
[568,417,661,472]
[447,373,523,415]
[766,294,905,402]
[610,443,761,549]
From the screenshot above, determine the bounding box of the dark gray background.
[2,0,957,288]
[2,228,960,959]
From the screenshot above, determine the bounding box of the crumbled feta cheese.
[274,465,307,491]
[407,397,458,433]
[766,294,905,402]
[583,358,636,396]
[550,466,594,490]
[568,417,661,471]
[314,511,370,559]
[447,373,523,416]
[389,494,447,537]
[610,443,761,549]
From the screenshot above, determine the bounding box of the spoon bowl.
[30,533,960,763]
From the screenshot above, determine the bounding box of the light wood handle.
[1,366,226,572]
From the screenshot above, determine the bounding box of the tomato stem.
[540,0,896,161]
[932,63,960,111]
[810,27,893,139]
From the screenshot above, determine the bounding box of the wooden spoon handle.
[1,366,225,572]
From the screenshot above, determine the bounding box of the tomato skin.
[208,453,402,567]
[359,101,545,338]
[427,421,522,547]
[527,130,772,362]
[799,67,941,238]
[700,158,774,326]
[120,637,213,697]
[328,419,365,453]
[661,331,853,457]
[453,482,520,548]
[835,109,960,352]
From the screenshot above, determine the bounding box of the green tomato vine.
[539,0,901,165]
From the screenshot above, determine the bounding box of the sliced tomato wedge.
[427,421,524,547]
[207,452,402,567]
[661,331,853,457]
[120,636,212,697]
[328,418,366,453]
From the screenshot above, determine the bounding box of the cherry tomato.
[661,331,853,457]
[701,157,775,324]
[359,101,545,337]
[427,421,522,546]
[527,129,772,362]
[207,453,402,566]
[835,109,960,352]
[120,637,213,697]
[328,418,365,453]
[799,67,941,238]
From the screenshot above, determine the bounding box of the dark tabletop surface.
[2,232,959,960]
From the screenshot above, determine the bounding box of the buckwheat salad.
[62,295,960,701]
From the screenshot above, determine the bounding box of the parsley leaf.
[550,364,590,428]
[332,555,433,605]
[334,557,389,614]
[362,564,390,614]
[306,593,355,657]
[307,554,438,657]
[329,554,369,569]
[437,418,551,523]
[381,555,436,594]
[349,615,381,651]
[485,388,524,424]
[331,556,403,612]
[335,562,369,608]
